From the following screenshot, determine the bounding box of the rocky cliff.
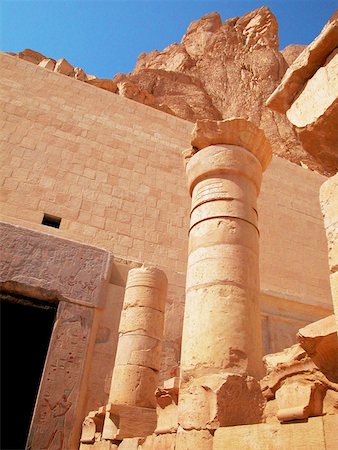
[114,7,327,173]
[8,7,332,174]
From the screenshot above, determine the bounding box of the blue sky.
[1,1,337,78]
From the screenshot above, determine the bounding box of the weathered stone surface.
[320,174,338,332]
[182,12,222,59]
[213,417,327,450]
[109,361,158,408]
[54,57,75,76]
[155,378,179,434]
[117,80,155,105]
[281,44,306,66]
[74,67,88,81]
[323,414,338,450]
[0,222,112,306]
[109,267,167,409]
[180,138,270,388]
[266,13,338,114]
[286,52,338,128]
[119,306,164,339]
[297,315,338,381]
[140,433,176,450]
[190,118,272,170]
[113,7,327,174]
[86,76,117,92]
[262,315,338,424]
[118,438,142,450]
[18,48,46,64]
[176,428,213,450]
[275,378,326,422]
[80,442,117,450]
[80,403,156,442]
[178,374,265,430]
[38,58,56,70]
[29,302,96,450]
[267,13,338,173]
[320,174,338,273]
[261,342,337,398]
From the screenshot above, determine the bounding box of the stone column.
[109,265,168,408]
[320,173,338,331]
[177,119,272,445]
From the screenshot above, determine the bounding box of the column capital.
[190,117,272,171]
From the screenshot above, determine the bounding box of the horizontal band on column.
[190,198,258,229]
[125,283,162,290]
[189,215,260,235]
[113,362,159,372]
[190,196,258,219]
[191,176,258,208]
[186,278,259,294]
[126,273,167,290]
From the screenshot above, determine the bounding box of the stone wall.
[0,52,333,385]
[0,222,113,450]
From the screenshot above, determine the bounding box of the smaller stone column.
[109,265,168,408]
[320,173,338,331]
[80,266,168,446]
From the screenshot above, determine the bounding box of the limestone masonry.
[0,6,337,450]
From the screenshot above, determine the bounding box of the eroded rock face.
[281,44,306,66]
[267,13,338,174]
[113,7,327,174]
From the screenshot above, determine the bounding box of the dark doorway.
[0,292,57,450]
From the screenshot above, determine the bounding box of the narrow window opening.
[42,213,61,228]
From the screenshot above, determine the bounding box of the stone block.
[114,334,162,371]
[80,443,117,450]
[74,67,88,81]
[320,173,338,230]
[124,285,166,311]
[140,433,176,450]
[323,414,338,450]
[178,374,264,430]
[119,306,164,340]
[181,283,262,377]
[38,58,56,70]
[155,382,179,434]
[213,416,326,449]
[176,428,213,450]
[297,315,338,381]
[54,57,74,76]
[109,365,158,408]
[81,403,156,443]
[86,76,117,92]
[276,379,326,422]
[118,438,142,450]
[163,377,180,390]
[108,403,156,440]
[190,118,272,171]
